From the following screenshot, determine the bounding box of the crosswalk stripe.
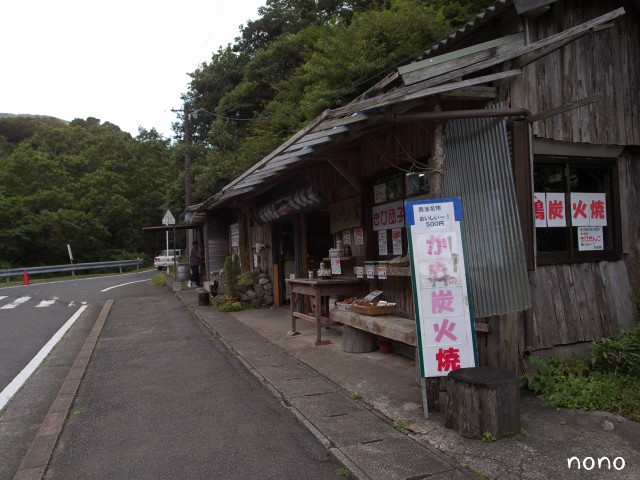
[36,298,58,308]
[0,296,31,309]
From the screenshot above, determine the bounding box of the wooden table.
[287,277,365,345]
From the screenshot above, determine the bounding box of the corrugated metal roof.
[422,0,513,57]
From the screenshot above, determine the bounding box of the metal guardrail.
[0,259,144,281]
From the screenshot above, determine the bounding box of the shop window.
[533,156,621,264]
[372,169,429,257]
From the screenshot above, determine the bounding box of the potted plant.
[223,254,240,302]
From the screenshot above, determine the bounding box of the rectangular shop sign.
[372,201,405,231]
[405,197,477,378]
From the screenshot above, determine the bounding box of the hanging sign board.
[405,197,477,378]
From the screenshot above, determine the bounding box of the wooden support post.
[342,325,377,353]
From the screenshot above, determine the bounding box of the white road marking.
[101,279,149,292]
[0,296,31,309]
[0,304,88,411]
[36,298,58,308]
[0,296,7,301]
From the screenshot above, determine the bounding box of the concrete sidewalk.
[177,288,639,480]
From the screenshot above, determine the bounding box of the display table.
[287,277,365,345]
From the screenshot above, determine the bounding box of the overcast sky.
[1,0,266,139]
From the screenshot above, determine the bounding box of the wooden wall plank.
[522,0,640,145]
[556,264,580,343]
[531,266,560,349]
[606,260,635,331]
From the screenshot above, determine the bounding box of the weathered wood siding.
[521,0,640,145]
[529,261,635,350]
[619,147,640,291]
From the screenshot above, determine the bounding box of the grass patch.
[523,298,640,422]
[348,391,362,401]
[392,420,406,432]
[336,467,350,477]
[522,318,640,422]
[151,273,166,286]
[481,431,496,442]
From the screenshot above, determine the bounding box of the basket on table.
[351,304,396,316]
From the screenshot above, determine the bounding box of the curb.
[13,300,113,480]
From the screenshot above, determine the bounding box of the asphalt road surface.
[1,272,340,479]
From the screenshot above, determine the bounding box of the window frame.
[534,155,622,265]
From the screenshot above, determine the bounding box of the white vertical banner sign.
[405,197,477,378]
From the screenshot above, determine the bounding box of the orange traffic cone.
[22,269,31,285]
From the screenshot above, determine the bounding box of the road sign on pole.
[162,210,176,226]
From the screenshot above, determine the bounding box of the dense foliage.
[0,117,181,267]
[1,0,491,267]
[181,0,490,201]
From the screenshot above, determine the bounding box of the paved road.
[0,271,156,479]
[44,285,340,479]
[0,271,153,395]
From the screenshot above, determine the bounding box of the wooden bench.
[330,309,417,353]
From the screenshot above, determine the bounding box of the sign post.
[405,197,477,418]
[162,210,179,291]
[67,244,75,277]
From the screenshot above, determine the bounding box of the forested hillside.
[0,0,490,268]
[0,117,179,267]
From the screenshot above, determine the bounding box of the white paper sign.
[343,230,352,246]
[589,193,607,226]
[406,198,476,378]
[366,265,375,279]
[331,258,342,275]
[355,266,364,278]
[374,183,386,204]
[378,230,388,255]
[570,193,590,227]
[392,228,403,255]
[578,226,604,251]
[377,265,387,279]
[354,228,364,246]
[546,193,566,227]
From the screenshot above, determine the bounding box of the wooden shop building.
[191,0,640,372]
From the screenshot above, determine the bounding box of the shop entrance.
[272,211,332,307]
[305,210,332,274]
[274,220,296,306]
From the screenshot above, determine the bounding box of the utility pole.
[171,105,193,210]
[183,104,192,209]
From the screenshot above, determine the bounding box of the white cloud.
[0,0,266,138]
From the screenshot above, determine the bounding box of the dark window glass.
[533,156,620,265]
